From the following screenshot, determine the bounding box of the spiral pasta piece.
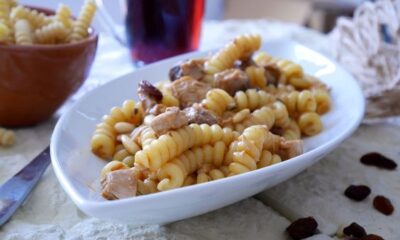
[263,83,295,96]
[137,178,158,195]
[0,21,12,43]
[0,127,15,147]
[312,89,331,115]
[257,150,282,169]
[155,82,179,107]
[182,174,196,187]
[114,122,135,134]
[136,126,157,147]
[35,21,69,44]
[271,101,290,128]
[273,58,304,85]
[91,100,143,159]
[253,52,274,66]
[279,90,317,118]
[229,106,275,133]
[201,88,234,115]
[9,0,17,8]
[245,66,266,88]
[234,89,275,111]
[282,119,301,140]
[113,147,131,162]
[55,4,72,29]
[135,124,237,171]
[229,125,267,175]
[205,34,261,74]
[262,131,284,153]
[298,112,323,136]
[120,135,141,155]
[0,0,9,18]
[14,19,32,45]
[157,141,227,191]
[10,5,50,28]
[70,0,96,42]
[0,0,13,30]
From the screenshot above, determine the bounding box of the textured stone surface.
[258,124,400,239]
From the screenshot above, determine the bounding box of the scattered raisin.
[343,222,367,238]
[373,195,394,215]
[360,234,384,240]
[360,152,397,170]
[344,185,371,201]
[286,216,318,240]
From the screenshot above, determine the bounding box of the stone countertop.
[0,20,396,240]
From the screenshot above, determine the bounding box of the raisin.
[373,195,394,215]
[360,234,384,240]
[343,222,367,238]
[169,63,182,81]
[344,185,371,201]
[286,216,318,240]
[264,63,281,86]
[360,152,397,170]
[138,80,163,102]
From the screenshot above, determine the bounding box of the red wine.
[126,0,204,63]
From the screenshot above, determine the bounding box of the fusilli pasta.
[226,106,275,132]
[234,89,275,111]
[157,141,226,191]
[205,34,261,74]
[312,89,331,115]
[257,150,281,168]
[245,65,266,88]
[91,100,143,159]
[69,0,96,42]
[10,5,50,28]
[279,90,317,118]
[0,21,12,43]
[201,88,234,115]
[0,0,10,22]
[271,101,290,128]
[14,19,32,45]
[55,4,72,29]
[282,119,301,140]
[35,21,69,44]
[135,124,237,171]
[298,112,323,136]
[0,127,15,147]
[229,125,267,175]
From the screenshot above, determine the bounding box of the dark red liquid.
[126,0,204,63]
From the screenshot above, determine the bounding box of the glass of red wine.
[95,0,205,65]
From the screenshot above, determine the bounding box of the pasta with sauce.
[92,34,332,200]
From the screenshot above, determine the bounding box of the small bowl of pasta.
[0,0,98,127]
[51,34,364,225]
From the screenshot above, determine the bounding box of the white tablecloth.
[0,20,398,240]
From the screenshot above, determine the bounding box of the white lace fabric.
[330,0,400,120]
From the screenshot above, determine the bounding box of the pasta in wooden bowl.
[91,34,332,200]
[0,0,98,127]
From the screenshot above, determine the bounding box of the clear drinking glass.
[96,0,205,64]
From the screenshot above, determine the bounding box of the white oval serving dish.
[51,39,365,225]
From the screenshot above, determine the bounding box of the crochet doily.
[329,0,400,119]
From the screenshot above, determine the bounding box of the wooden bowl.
[0,6,98,127]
